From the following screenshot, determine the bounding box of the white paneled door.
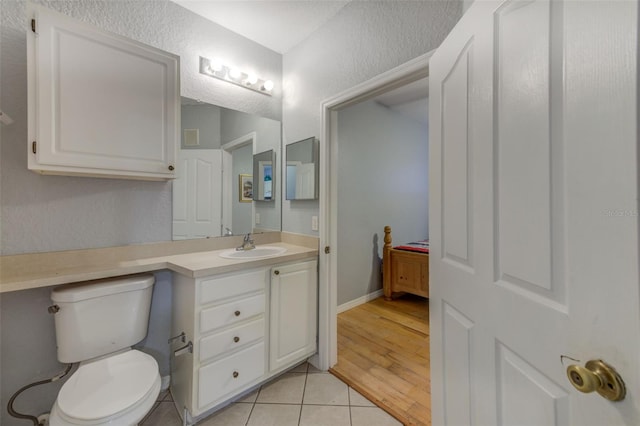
[172,149,222,240]
[429,1,639,425]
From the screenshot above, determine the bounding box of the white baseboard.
[337,289,384,314]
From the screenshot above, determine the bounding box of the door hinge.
[31,19,36,33]
[32,141,37,154]
[324,246,330,254]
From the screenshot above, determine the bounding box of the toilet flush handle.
[48,305,60,314]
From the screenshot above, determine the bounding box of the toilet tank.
[51,274,155,363]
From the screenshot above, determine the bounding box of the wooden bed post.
[383,225,393,300]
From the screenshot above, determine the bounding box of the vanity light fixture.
[199,56,273,96]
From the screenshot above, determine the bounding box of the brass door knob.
[566,359,626,401]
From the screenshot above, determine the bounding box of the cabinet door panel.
[270,260,318,371]
[27,4,179,180]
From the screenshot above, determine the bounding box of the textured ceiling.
[171,0,351,54]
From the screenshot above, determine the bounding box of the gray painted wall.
[281,0,462,236]
[181,103,222,149]
[0,2,280,424]
[337,100,429,305]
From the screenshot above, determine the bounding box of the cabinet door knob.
[233,371,239,378]
[234,336,240,343]
[274,270,280,275]
[168,165,175,171]
[234,310,241,317]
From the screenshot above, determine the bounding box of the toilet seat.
[49,350,160,425]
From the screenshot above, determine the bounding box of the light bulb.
[229,68,242,80]
[210,60,223,73]
[262,80,274,91]
[246,74,258,85]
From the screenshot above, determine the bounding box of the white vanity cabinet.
[27,5,179,181]
[171,258,318,423]
[270,260,318,371]
[171,268,268,418]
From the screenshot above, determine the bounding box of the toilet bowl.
[48,274,160,425]
[48,350,160,426]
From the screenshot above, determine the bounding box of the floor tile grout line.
[244,383,263,426]
[249,401,353,406]
[347,386,353,426]
[297,368,310,425]
[139,401,160,425]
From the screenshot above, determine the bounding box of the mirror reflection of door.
[172,149,222,239]
[287,161,315,199]
[285,137,318,200]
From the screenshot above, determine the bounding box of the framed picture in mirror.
[240,174,253,202]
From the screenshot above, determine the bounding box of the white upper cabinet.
[27,4,180,180]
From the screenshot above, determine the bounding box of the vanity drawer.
[199,318,265,362]
[198,342,265,410]
[199,269,266,305]
[200,294,265,333]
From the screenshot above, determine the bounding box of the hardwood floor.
[330,295,430,426]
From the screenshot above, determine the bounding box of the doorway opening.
[222,132,256,236]
[317,51,433,425]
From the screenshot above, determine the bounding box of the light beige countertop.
[0,232,319,293]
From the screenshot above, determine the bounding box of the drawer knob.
[168,165,175,171]
[274,270,280,275]
[234,336,240,343]
[234,310,241,317]
[233,371,239,378]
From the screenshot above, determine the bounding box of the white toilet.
[48,274,161,426]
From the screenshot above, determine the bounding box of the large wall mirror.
[286,137,319,200]
[173,97,281,239]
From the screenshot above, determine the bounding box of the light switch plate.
[256,213,261,224]
[311,215,318,231]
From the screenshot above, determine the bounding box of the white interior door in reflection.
[172,149,222,239]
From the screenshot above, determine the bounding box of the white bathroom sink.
[219,246,287,260]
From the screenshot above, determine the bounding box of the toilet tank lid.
[51,274,155,303]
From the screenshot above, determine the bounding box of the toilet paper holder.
[168,332,186,345]
[168,331,192,357]
[173,341,193,357]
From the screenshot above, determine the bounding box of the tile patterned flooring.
[140,362,402,426]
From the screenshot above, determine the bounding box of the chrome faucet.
[236,233,255,251]
[224,227,233,236]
